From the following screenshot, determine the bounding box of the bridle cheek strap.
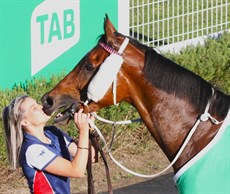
[87,38,129,105]
[111,37,129,105]
[87,38,129,104]
[118,38,129,54]
[87,54,122,104]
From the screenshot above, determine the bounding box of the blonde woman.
[2,94,96,194]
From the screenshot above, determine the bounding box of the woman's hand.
[74,109,95,135]
[74,109,89,135]
[45,110,96,178]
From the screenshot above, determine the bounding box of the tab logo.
[31,0,80,75]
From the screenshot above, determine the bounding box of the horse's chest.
[174,119,230,194]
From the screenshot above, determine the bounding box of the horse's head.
[42,15,145,124]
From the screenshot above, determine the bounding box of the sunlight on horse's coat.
[42,14,230,194]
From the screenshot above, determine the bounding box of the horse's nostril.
[42,96,54,108]
[46,97,53,106]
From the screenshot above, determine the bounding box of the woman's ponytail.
[2,95,28,169]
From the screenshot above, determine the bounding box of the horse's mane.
[98,34,229,118]
[143,48,229,118]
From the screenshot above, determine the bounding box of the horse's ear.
[104,14,117,46]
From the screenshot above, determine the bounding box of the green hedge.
[165,32,230,94]
[0,33,229,166]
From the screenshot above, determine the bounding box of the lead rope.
[86,88,223,178]
[87,138,95,194]
[88,132,113,194]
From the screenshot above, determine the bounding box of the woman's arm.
[68,141,98,163]
[44,109,92,178]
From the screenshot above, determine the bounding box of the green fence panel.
[0,0,119,89]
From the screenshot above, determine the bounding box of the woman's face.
[20,97,51,128]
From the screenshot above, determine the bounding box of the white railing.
[129,0,230,52]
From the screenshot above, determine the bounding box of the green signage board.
[0,0,128,89]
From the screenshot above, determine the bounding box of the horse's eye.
[84,64,94,71]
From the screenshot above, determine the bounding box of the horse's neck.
[132,88,220,172]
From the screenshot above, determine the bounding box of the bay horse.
[42,15,230,193]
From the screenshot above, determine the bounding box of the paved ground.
[76,172,178,194]
[100,172,177,194]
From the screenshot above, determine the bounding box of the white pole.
[118,0,130,36]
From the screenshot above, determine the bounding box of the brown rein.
[87,131,113,194]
